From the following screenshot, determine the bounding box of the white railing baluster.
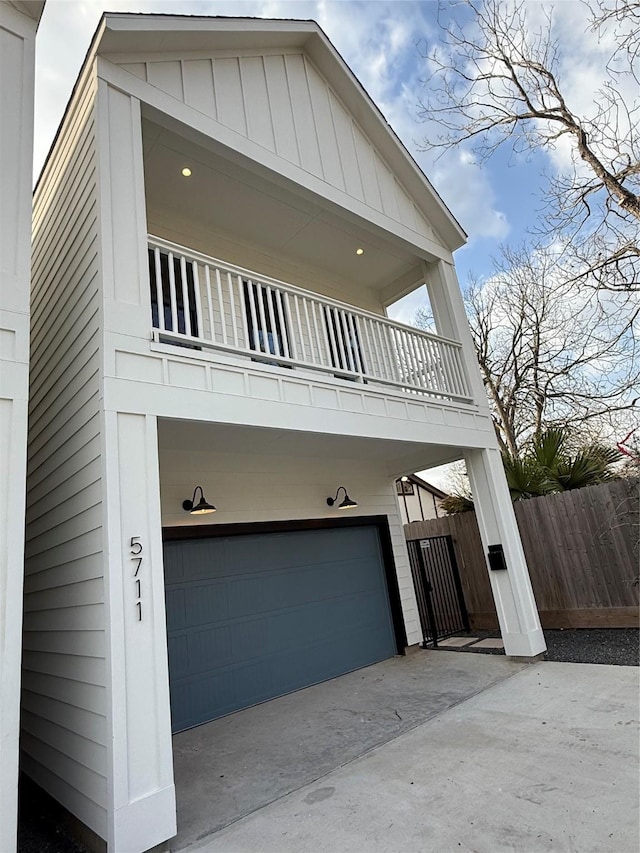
[227,272,239,349]
[302,298,316,363]
[246,279,260,352]
[192,261,203,339]
[440,343,456,395]
[292,294,305,361]
[256,283,270,354]
[311,300,328,366]
[153,247,165,331]
[179,256,192,337]
[204,265,215,342]
[265,287,281,357]
[279,291,293,359]
[147,236,472,402]
[350,315,364,375]
[336,310,351,372]
[324,305,340,370]
[214,267,227,346]
[450,346,467,397]
[167,252,179,333]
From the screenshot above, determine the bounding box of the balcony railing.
[147,236,472,403]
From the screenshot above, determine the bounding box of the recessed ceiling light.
[181,167,192,177]
[356,247,364,255]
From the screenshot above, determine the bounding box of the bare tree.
[417,241,639,455]
[418,0,639,290]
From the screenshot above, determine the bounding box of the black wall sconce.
[182,485,216,515]
[327,486,358,510]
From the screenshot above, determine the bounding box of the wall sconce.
[326,486,358,510]
[182,485,216,514]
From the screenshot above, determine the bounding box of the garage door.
[163,525,397,732]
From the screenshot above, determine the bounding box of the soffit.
[143,119,420,295]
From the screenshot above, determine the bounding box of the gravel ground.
[437,627,639,666]
[17,628,639,852]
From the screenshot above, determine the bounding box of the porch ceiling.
[157,418,462,477]
[142,119,424,302]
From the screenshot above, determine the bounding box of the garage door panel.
[164,525,398,731]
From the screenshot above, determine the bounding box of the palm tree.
[443,429,622,512]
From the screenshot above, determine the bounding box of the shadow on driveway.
[171,651,527,850]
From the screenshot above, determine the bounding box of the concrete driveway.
[172,652,639,853]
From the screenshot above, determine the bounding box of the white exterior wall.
[159,445,421,646]
[0,4,38,850]
[22,69,109,839]
[117,50,437,247]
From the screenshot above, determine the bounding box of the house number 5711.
[130,536,143,621]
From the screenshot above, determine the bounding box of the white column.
[423,259,487,406]
[465,448,545,657]
[103,412,176,852]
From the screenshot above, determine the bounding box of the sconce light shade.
[182,485,216,514]
[327,486,358,510]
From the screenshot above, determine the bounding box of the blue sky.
[33,0,567,314]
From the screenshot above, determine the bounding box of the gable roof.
[44,13,466,253]
[397,474,448,499]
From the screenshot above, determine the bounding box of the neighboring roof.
[397,474,448,499]
[40,12,466,251]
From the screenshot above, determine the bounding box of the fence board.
[405,478,639,629]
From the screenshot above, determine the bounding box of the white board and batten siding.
[116,51,439,247]
[0,4,40,851]
[23,69,109,840]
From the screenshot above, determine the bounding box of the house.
[396,474,447,524]
[0,2,44,851]
[23,14,545,852]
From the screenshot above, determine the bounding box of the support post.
[103,412,176,851]
[465,448,545,657]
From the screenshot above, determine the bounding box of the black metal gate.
[407,535,469,647]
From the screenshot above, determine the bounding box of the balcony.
[147,236,472,404]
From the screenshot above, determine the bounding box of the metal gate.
[407,535,469,647]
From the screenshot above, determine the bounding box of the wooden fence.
[404,477,639,629]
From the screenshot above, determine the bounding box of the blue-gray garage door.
[164,525,397,732]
